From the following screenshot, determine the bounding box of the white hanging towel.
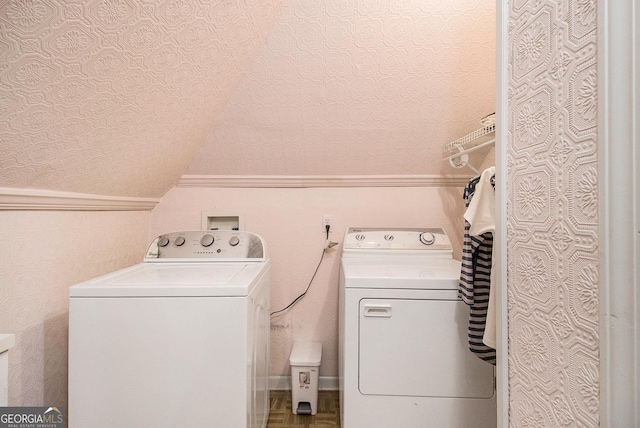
[464,166,497,349]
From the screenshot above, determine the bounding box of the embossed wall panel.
[507,0,598,426]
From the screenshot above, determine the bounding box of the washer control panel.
[145,230,265,261]
[343,228,452,252]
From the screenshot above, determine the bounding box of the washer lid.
[69,261,270,297]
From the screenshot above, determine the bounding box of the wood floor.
[267,390,340,427]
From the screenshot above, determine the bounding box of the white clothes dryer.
[69,230,271,428]
[339,228,496,428]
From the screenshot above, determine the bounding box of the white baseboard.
[269,376,338,391]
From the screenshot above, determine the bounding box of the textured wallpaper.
[0,0,494,197]
[0,0,290,198]
[0,0,603,425]
[184,0,497,176]
[0,210,149,407]
[507,0,599,426]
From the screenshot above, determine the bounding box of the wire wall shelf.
[442,123,495,174]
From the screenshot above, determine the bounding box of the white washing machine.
[69,230,271,428]
[339,228,496,427]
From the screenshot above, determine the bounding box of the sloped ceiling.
[0,0,495,199]
[0,0,291,198]
[185,0,496,177]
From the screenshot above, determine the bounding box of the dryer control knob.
[174,236,185,246]
[229,236,240,246]
[200,234,215,247]
[419,232,436,245]
[157,236,170,247]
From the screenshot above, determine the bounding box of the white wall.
[150,185,466,379]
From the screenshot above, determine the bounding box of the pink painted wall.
[0,211,150,406]
[149,185,466,379]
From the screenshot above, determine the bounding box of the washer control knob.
[229,236,240,246]
[157,236,170,247]
[419,232,436,245]
[174,236,185,246]
[200,234,215,247]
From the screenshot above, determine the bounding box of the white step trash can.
[289,341,322,415]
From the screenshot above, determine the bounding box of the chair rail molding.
[0,188,160,211]
[177,174,471,188]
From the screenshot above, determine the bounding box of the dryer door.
[358,298,494,398]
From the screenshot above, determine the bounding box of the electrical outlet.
[322,215,333,232]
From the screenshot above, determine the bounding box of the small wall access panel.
[201,211,244,231]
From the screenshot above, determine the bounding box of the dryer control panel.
[343,228,452,254]
[145,230,266,261]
